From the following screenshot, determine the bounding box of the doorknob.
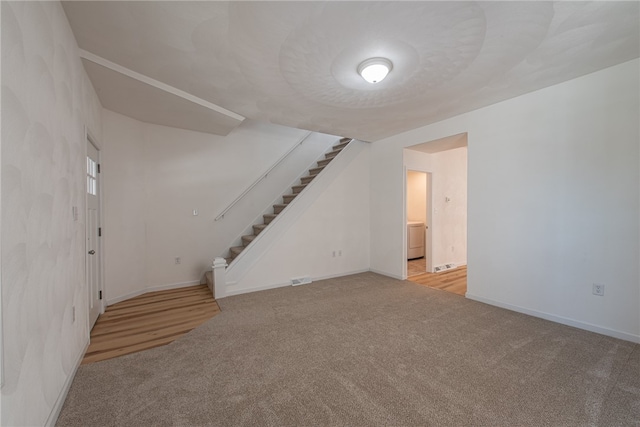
[88,250,96,255]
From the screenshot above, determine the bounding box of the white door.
[86,140,102,329]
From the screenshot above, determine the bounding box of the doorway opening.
[406,170,431,275]
[403,133,468,296]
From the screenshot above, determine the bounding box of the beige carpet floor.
[57,272,639,426]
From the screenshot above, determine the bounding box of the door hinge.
[99,290,103,300]
[97,163,101,173]
[98,227,102,237]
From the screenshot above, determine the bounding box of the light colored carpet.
[57,272,639,426]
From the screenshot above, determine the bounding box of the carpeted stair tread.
[263,213,278,224]
[273,203,288,214]
[253,224,267,235]
[300,174,318,185]
[292,183,308,194]
[283,194,297,204]
[241,235,256,246]
[332,140,350,151]
[324,149,341,159]
[309,165,325,175]
[317,158,332,168]
[229,246,244,259]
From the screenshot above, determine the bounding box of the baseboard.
[466,293,640,344]
[225,280,291,297]
[224,269,371,298]
[313,269,371,282]
[369,268,404,280]
[107,280,201,306]
[45,339,90,427]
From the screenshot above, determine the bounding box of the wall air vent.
[291,276,312,286]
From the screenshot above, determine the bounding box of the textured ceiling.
[62,1,640,141]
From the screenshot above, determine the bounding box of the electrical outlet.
[175,257,181,265]
[592,283,605,296]
[193,209,198,216]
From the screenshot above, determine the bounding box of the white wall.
[1,2,103,425]
[430,147,467,267]
[372,59,639,342]
[225,141,371,294]
[102,110,336,302]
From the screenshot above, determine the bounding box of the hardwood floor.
[407,265,467,296]
[82,284,220,364]
[407,257,427,277]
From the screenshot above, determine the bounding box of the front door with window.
[86,140,101,328]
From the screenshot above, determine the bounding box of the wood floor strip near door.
[98,297,216,321]
[407,266,467,296]
[83,284,220,364]
[89,309,220,343]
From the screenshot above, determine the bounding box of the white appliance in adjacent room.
[407,221,425,260]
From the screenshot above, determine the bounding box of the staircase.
[225,137,352,265]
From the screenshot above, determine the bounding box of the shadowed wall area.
[57,273,639,426]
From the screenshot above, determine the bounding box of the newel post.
[212,257,227,299]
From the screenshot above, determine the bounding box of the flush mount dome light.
[357,57,393,84]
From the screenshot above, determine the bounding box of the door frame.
[85,126,105,331]
[403,167,433,278]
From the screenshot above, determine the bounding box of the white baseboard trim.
[107,280,201,306]
[466,293,640,344]
[369,268,404,280]
[225,280,291,297]
[45,339,90,427]
[313,269,370,282]
[223,269,372,298]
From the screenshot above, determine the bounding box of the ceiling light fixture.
[357,57,393,84]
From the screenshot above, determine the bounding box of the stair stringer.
[222,139,367,297]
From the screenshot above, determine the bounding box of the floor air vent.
[434,264,456,273]
[291,276,312,286]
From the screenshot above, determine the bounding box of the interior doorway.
[86,137,103,329]
[403,133,468,296]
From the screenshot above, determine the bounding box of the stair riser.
[241,236,254,247]
[325,150,340,159]
[292,185,306,194]
[300,175,316,185]
[332,142,349,151]
[317,158,332,168]
[309,166,324,175]
[274,205,285,214]
[283,194,297,204]
[253,225,266,235]
[263,215,277,224]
